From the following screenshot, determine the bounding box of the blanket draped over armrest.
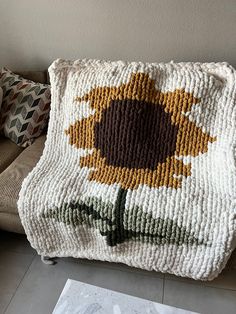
[18,59,236,280]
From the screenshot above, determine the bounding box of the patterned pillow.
[0,87,3,109]
[0,68,51,147]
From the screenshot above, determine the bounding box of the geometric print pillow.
[0,68,51,147]
[0,87,3,110]
[0,86,3,106]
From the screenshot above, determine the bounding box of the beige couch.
[0,71,48,233]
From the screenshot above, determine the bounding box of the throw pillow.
[0,68,51,147]
[0,87,2,109]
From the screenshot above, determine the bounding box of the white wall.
[0,0,235,70]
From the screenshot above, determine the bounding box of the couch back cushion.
[15,71,48,84]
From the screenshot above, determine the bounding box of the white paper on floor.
[53,279,199,314]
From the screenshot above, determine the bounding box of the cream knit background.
[0,0,235,70]
[18,59,236,280]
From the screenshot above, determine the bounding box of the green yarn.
[43,191,203,247]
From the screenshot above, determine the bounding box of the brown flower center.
[94,99,178,170]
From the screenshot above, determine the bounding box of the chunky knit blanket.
[18,59,236,280]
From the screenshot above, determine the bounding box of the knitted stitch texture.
[18,59,236,280]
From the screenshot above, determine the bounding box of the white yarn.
[18,59,236,280]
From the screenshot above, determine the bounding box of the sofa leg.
[41,255,56,265]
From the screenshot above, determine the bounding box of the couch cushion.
[0,213,25,234]
[0,134,46,227]
[0,137,24,173]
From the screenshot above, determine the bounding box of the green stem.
[105,188,127,246]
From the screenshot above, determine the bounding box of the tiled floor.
[0,231,236,314]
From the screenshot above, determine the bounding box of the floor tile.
[165,268,236,291]
[204,267,236,291]
[164,251,236,291]
[163,279,236,314]
[0,231,36,256]
[0,293,12,314]
[64,256,164,279]
[0,251,34,313]
[5,255,164,314]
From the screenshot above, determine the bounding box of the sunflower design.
[65,72,216,190]
[46,71,218,247]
